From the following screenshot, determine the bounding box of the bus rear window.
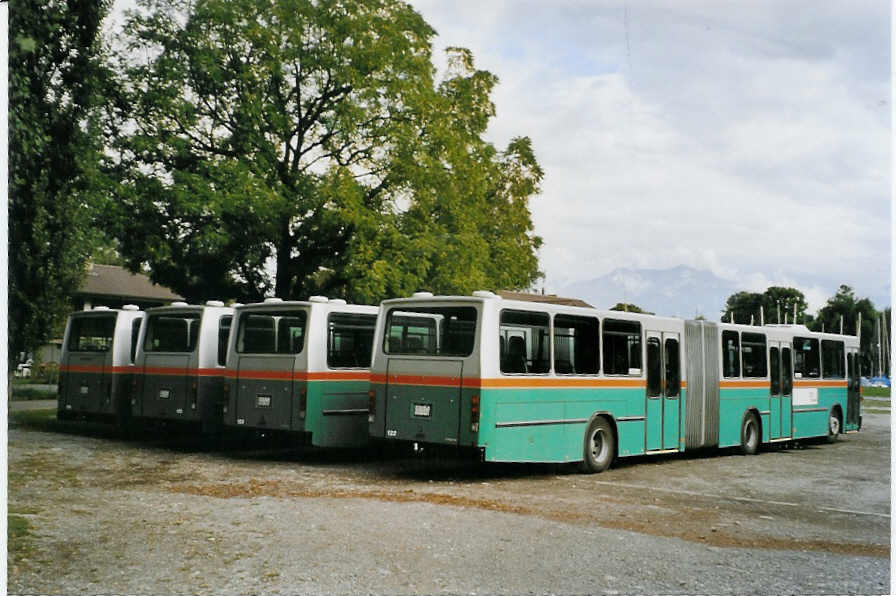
[236,310,307,354]
[384,307,477,357]
[144,313,201,352]
[69,315,116,352]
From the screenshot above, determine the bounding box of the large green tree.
[723,287,810,325]
[9,0,111,363]
[105,0,542,303]
[810,285,879,375]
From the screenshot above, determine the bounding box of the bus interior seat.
[507,336,528,373]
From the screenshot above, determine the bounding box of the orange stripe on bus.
[60,365,134,374]
[369,375,649,390]
[719,380,770,389]
[793,380,847,388]
[230,371,371,382]
[479,378,647,389]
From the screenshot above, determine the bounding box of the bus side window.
[130,318,141,364]
[793,337,819,378]
[722,330,740,378]
[553,314,599,375]
[500,310,550,374]
[821,339,845,379]
[218,315,232,366]
[602,319,641,375]
[741,332,767,378]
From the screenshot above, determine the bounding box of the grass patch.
[9,408,60,431]
[10,388,57,401]
[863,386,891,398]
[8,513,32,558]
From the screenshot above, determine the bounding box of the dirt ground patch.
[7,411,890,594]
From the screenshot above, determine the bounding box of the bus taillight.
[471,394,480,433]
[299,388,307,420]
[368,389,376,423]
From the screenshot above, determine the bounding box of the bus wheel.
[580,417,614,473]
[826,408,842,443]
[740,412,760,455]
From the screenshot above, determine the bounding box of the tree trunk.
[274,216,292,298]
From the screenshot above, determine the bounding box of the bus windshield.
[384,306,477,357]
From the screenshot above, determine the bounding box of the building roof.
[79,264,182,302]
[497,290,593,308]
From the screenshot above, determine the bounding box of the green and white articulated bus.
[224,297,378,447]
[368,292,861,472]
[132,301,234,432]
[58,306,145,426]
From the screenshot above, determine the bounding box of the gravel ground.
[7,412,890,595]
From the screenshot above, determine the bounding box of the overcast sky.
[409,0,891,309]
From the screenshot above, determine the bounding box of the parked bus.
[132,301,234,432]
[224,297,378,447]
[58,306,145,426]
[368,291,861,472]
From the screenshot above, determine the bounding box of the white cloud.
[411,0,890,306]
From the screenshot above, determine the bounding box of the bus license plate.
[159,389,170,399]
[413,403,431,418]
[256,394,272,407]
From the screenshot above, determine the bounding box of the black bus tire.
[580,416,615,473]
[826,407,842,443]
[740,411,760,455]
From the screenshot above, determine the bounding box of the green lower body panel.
[306,380,370,448]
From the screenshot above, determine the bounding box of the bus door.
[66,315,115,414]
[768,342,794,439]
[384,358,463,445]
[768,342,783,439]
[646,331,681,451]
[846,348,860,428]
[70,350,109,414]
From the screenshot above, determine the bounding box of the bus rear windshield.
[384,306,477,357]
[68,315,116,352]
[144,313,201,353]
[236,310,307,354]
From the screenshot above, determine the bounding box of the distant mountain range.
[560,266,890,320]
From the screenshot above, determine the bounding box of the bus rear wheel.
[826,408,842,443]
[580,417,614,473]
[740,412,760,455]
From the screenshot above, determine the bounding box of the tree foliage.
[609,303,652,314]
[105,0,543,303]
[9,0,111,362]
[810,285,880,375]
[723,287,810,325]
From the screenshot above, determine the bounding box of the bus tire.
[826,407,842,443]
[740,411,760,455]
[580,416,614,473]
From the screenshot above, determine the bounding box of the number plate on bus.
[80,385,88,395]
[256,394,272,407]
[159,389,170,399]
[413,403,431,418]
